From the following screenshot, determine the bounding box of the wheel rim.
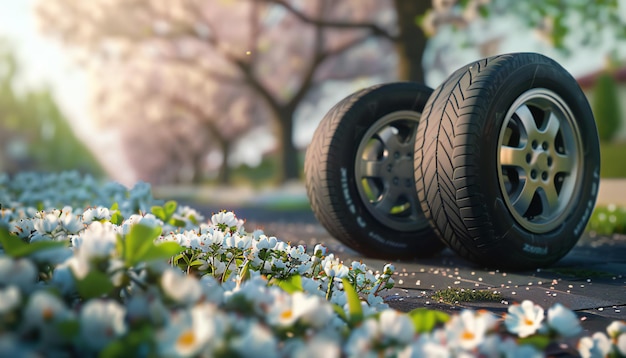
[497,88,583,233]
[355,110,429,232]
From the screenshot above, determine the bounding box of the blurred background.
[1,0,625,192]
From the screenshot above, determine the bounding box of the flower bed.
[0,171,624,357]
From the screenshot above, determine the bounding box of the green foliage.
[408,308,450,333]
[342,277,364,327]
[593,72,622,142]
[600,141,626,177]
[0,228,67,258]
[122,224,182,267]
[432,288,502,304]
[274,274,303,294]
[587,204,626,235]
[0,39,103,175]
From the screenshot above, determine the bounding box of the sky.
[1,0,625,184]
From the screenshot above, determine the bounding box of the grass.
[432,288,503,305]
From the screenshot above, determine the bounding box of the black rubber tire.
[414,53,600,269]
[305,82,444,259]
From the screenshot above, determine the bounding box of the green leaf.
[518,335,552,350]
[135,241,183,264]
[169,218,187,228]
[342,277,363,326]
[163,200,177,218]
[75,270,115,299]
[110,211,124,226]
[0,229,67,258]
[151,206,166,221]
[275,274,303,294]
[409,308,450,333]
[332,303,348,323]
[124,224,163,267]
[56,320,80,340]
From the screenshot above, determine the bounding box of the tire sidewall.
[476,56,600,266]
[326,82,438,255]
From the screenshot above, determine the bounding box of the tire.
[414,53,600,269]
[305,82,444,259]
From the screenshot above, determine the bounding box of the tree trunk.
[216,140,231,185]
[392,0,432,82]
[277,108,300,183]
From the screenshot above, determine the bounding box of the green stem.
[326,278,334,301]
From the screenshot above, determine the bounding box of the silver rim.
[355,110,429,232]
[497,88,583,233]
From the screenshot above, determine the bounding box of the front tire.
[414,53,600,269]
[305,82,444,259]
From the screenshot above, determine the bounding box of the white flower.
[254,235,277,250]
[403,331,450,358]
[345,319,379,357]
[322,254,349,278]
[211,211,241,230]
[33,213,59,234]
[157,304,217,357]
[292,292,333,328]
[74,221,117,260]
[0,286,21,314]
[59,210,84,234]
[446,309,497,350]
[79,299,127,351]
[546,303,581,337]
[607,320,626,339]
[161,269,202,306]
[379,309,415,345]
[504,300,545,338]
[230,321,278,358]
[21,290,73,345]
[284,335,340,358]
[11,218,34,238]
[578,332,612,358]
[82,207,111,223]
[314,244,327,256]
[0,257,38,293]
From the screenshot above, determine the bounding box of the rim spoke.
[362,160,386,178]
[543,112,561,141]
[377,127,399,149]
[374,186,401,213]
[406,192,423,220]
[539,184,560,214]
[512,179,536,215]
[514,104,538,133]
[552,153,574,175]
[500,145,528,168]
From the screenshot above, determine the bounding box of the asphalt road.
[186,203,625,340]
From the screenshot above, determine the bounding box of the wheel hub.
[497,89,583,233]
[355,110,429,232]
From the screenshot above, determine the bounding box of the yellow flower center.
[461,330,475,341]
[524,318,535,326]
[177,330,196,348]
[42,307,54,321]
[280,309,293,321]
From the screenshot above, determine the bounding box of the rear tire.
[305,82,444,259]
[414,53,600,269]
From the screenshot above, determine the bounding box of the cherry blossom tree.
[36,0,395,183]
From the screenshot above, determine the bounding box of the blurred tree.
[592,70,622,142]
[36,0,395,183]
[271,0,626,82]
[90,57,266,184]
[0,40,103,176]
